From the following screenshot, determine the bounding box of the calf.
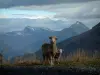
[54,49,63,64]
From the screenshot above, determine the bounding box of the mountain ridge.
[57,22,100,56]
[0,21,89,57]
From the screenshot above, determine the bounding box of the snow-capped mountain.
[23,26,54,33]
[5,26,54,36]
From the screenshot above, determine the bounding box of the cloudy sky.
[0,0,100,32]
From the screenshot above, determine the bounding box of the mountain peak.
[24,26,34,30]
[74,21,85,26]
[24,26,53,33]
[69,21,89,34]
[24,26,35,33]
[70,21,89,29]
[75,21,82,24]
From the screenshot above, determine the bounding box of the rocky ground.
[0,66,100,75]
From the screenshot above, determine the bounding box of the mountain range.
[35,22,100,59]
[0,21,89,57]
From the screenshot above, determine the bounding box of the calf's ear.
[49,37,52,39]
[56,38,58,40]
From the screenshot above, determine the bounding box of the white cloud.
[0,14,8,18]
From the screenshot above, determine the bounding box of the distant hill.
[58,22,100,56]
[57,21,89,41]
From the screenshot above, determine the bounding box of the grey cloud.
[0,0,99,8]
[10,1,100,19]
[54,13,100,19]
[54,1,100,19]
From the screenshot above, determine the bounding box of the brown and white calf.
[54,49,63,64]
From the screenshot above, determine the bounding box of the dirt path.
[0,66,100,75]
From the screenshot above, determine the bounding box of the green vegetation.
[55,49,100,68]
